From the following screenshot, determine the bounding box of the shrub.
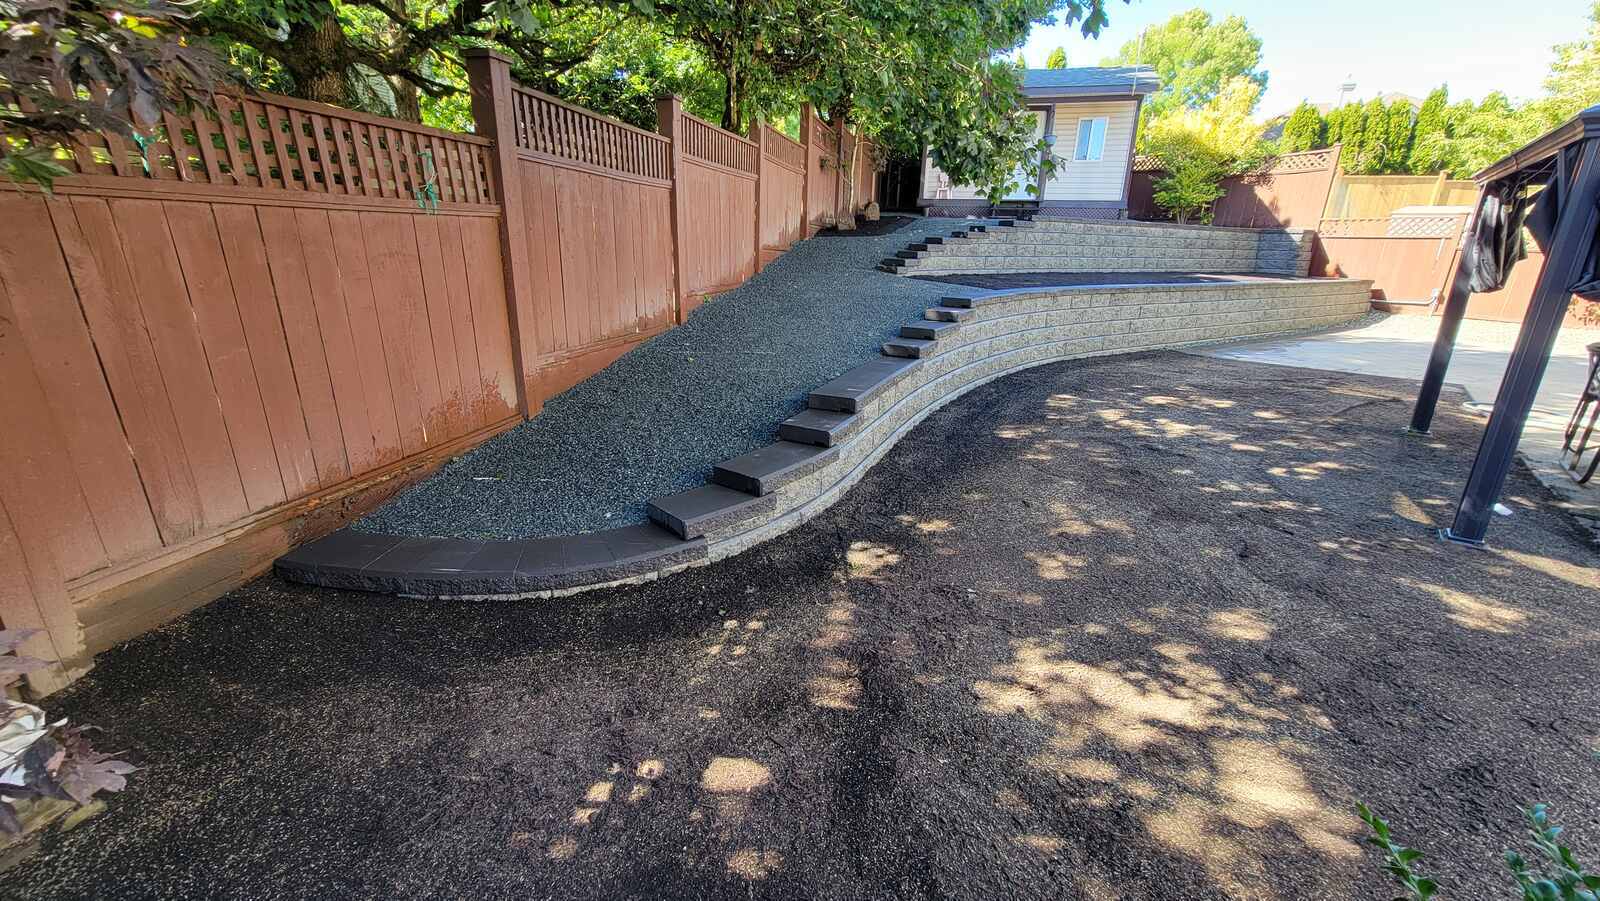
[1139,75,1270,223]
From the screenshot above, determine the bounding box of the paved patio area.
[15,353,1599,900]
[1200,314,1599,466]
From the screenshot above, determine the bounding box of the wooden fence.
[1,55,879,694]
[0,91,516,688]
[1324,173,1477,219]
[1133,146,1584,328]
[1129,146,1341,228]
[1315,213,1468,304]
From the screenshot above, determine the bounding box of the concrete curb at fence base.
[275,275,1374,598]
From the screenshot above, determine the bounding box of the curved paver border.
[276,275,1373,598]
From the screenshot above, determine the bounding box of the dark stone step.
[778,408,859,447]
[878,257,907,269]
[883,337,937,359]
[894,249,925,260]
[900,320,960,341]
[647,484,776,540]
[712,441,839,496]
[925,306,975,323]
[808,357,921,413]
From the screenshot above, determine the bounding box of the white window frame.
[1074,116,1108,162]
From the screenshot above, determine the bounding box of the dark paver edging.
[275,275,1374,598]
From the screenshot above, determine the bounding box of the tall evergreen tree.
[1408,86,1450,173]
[1345,97,1385,173]
[1380,100,1415,173]
[1279,101,1324,152]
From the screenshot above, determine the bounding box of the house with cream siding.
[920,66,1160,219]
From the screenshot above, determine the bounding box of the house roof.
[1021,66,1161,98]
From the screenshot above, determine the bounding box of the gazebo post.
[1444,138,1600,545]
[1408,190,1484,434]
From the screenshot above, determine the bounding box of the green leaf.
[3,147,72,192]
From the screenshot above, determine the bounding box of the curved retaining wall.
[276,276,1372,598]
[880,218,1316,277]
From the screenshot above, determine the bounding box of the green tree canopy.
[1104,8,1266,130]
[1045,46,1068,68]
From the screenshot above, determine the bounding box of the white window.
[1074,117,1107,162]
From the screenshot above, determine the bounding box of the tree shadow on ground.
[14,352,1600,900]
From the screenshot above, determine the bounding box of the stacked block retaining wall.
[882,218,1316,278]
[278,276,1374,599]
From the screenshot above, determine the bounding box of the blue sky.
[1015,0,1593,117]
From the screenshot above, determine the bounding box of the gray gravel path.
[356,217,988,539]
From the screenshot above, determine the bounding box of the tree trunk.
[832,104,856,232]
[721,60,742,131]
[393,79,422,123]
[284,12,351,106]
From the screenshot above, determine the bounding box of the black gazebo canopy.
[1409,104,1600,545]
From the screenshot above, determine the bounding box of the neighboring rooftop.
[1021,65,1160,97]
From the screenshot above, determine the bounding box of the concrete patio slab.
[1195,314,1600,533]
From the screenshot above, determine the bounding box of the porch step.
[647,484,776,540]
[808,357,922,413]
[900,320,960,340]
[712,441,839,496]
[778,408,859,447]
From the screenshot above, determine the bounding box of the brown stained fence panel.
[0,88,516,669]
[806,111,840,233]
[1132,146,1340,227]
[1210,147,1340,229]
[674,109,758,299]
[760,126,806,262]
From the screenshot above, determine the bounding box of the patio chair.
[1560,341,1600,484]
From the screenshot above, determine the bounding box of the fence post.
[800,103,815,238]
[465,49,541,419]
[752,116,765,273]
[657,96,690,323]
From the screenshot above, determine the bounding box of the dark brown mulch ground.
[11,352,1599,900]
[816,214,915,237]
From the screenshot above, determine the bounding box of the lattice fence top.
[678,111,758,175]
[762,126,806,172]
[1131,154,1163,173]
[1319,213,1467,238]
[1267,147,1338,174]
[510,85,671,183]
[8,89,495,205]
